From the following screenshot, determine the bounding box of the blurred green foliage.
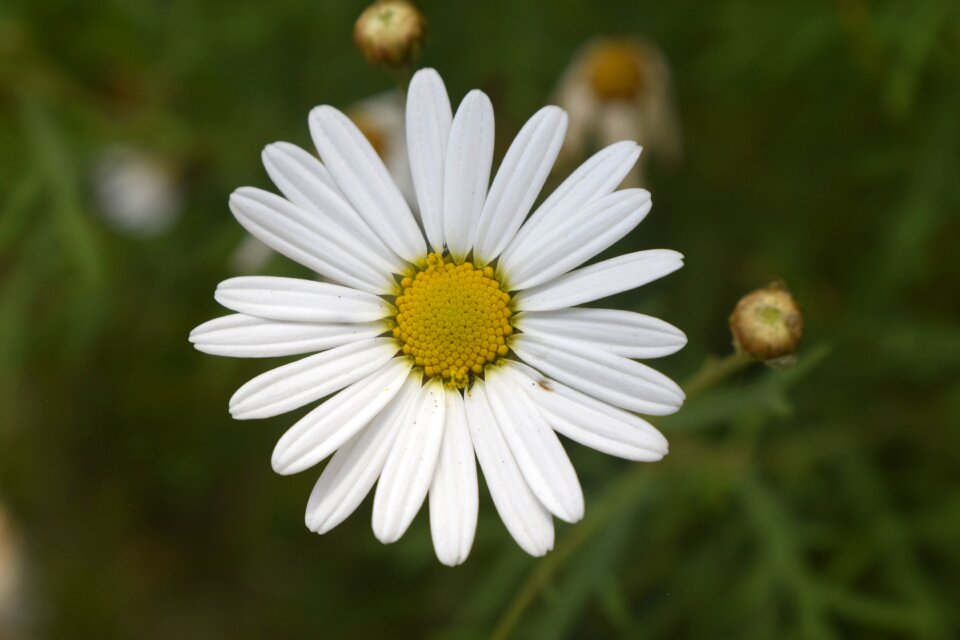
[1,0,959,638]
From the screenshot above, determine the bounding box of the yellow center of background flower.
[392,253,512,388]
[350,114,390,159]
[586,42,647,101]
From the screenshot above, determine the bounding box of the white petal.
[229,187,397,294]
[501,361,668,460]
[406,69,452,253]
[464,381,554,557]
[500,189,651,290]
[214,276,393,323]
[229,338,398,420]
[512,308,686,359]
[304,370,422,533]
[442,90,494,261]
[429,389,478,566]
[262,143,405,274]
[309,106,426,262]
[485,370,584,523]
[513,250,684,312]
[271,356,413,474]
[189,314,385,358]
[373,378,447,544]
[261,141,342,199]
[511,333,684,416]
[472,107,567,265]
[502,141,640,263]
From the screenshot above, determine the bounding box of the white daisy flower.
[555,38,682,186]
[191,68,686,565]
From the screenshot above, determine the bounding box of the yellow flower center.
[586,42,647,101]
[392,253,513,388]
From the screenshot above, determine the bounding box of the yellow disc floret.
[392,253,513,388]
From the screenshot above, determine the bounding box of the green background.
[1,0,958,638]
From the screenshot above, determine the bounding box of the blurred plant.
[0,500,28,638]
[553,38,682,186]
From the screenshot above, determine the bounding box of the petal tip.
[315,519,338,535]
[271,448,296,475]
[540,104,568,121]
[308,105,341,131]
[260,143,279,160]
[308,104,333,119]
[463,88,492,109]
[229,406,256,421]
[228,187,262,214]
[305,508,331,533]
[436,551,468,567]
[373,526,401,545]
[411,67,442,85]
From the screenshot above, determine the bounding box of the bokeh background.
[2,0,959,638]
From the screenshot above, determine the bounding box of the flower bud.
[729,283,804,362]
[354,0,426,69]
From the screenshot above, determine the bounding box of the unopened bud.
[354,0,426,69]
[729,283,804,363]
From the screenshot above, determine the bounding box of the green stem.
[490,350,754,640]
[682,350,752,397]
[393,64,413,100]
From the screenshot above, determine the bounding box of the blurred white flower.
[193,68,686,564]
[91,146,182,237]
[231,91,413,274]
[555,38,682,185]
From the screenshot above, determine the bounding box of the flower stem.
[682,350,752,397]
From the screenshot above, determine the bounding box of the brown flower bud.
[729,283,804,362]
[354,0,426,69]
